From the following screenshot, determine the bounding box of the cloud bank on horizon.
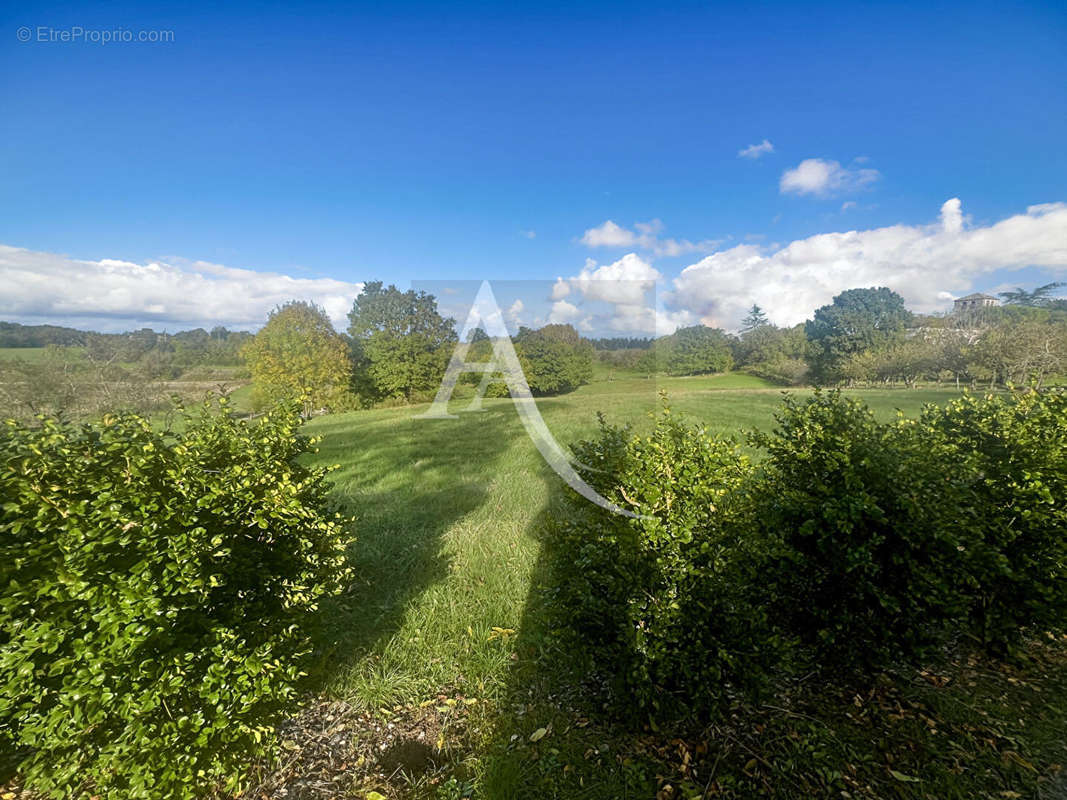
[0,246,363,332]
[563,198,1067,333]
[2,198,1066,336]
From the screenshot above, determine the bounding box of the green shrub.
[0,399,352,799]
[547,406,788,719]
[750,390,968,667]
[546,389,1067,720]
[913,389,1067,651]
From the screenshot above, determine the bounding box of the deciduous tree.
[347,282,456,400]
[805,287,912,382]
[515,323,594,394]
[244,300,352,416]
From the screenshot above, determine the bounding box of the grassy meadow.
[265,374,1067,799]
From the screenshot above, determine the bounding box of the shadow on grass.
[476,498,1067,800]
[302,408,529,693]
[473,490,666,800]
[475,470,1067,800]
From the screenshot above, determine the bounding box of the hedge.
[547,389,1067,719]
[0,399,352,798]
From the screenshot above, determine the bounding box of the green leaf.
[889,769,921,783]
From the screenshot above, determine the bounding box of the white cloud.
[779,158,881,197]
[940,197,963,234]
[544,253,687,335]
[548,299,581,324]
[594,303,695,336]
[506,298,525,327]
[0,245,364,331]
[560,253,662,305]
[841,201,856,212]
[579,219,719,257]
[738,139,774,159]
[521,229,537,239]
[670,198,1067,330]
[580,220,639,248]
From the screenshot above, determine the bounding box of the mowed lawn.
[281,375,1067,800]
[305,374,965,709]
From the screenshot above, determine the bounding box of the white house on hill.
[953,293,999,314]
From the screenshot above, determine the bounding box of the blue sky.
[1,1,1065,332]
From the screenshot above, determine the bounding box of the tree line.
[0,321,252,367]
[243,283,600,414]
[0,326,254,421]
[3,281,1064,422]
[596,284,1067,389]
[804,285,1067,388]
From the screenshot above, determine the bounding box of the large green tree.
[805,287,912,382]
[347,282,457,400]
[642,325,734,376]
[243,300,352,415]
[514,323,594,395]
[736,323,807,366]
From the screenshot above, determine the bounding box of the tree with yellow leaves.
[243,301,353,416]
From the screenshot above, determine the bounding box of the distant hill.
[0,321,87,348]
[0,321,253,368]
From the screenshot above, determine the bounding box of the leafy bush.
[750,391,968,666]
[912,389,1067,650]
[546,389,1067,720]
[546,406,788,718]
[0,399,352,799]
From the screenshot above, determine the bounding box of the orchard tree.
[975,319,1066,388]
[877,338,940,387]
[347,282,457,400]
[935,331,974,389]
[243,301,352,416]
[805,287,912,382]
